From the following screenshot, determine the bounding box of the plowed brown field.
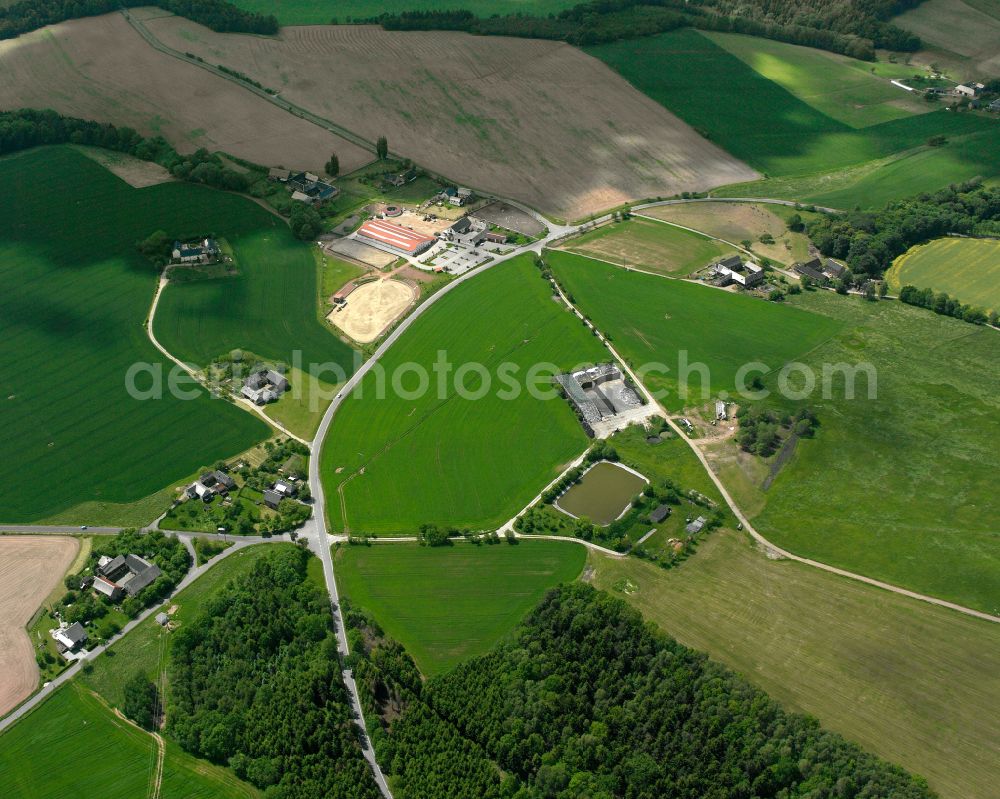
[0,13,372,175]
[145,18,758,219]
[0,536,78,717]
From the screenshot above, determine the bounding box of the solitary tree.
[376,135,388,160]
[325,152,339,177]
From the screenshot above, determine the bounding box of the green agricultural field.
[587,29,1000,206]
[895,0,1000,78]
[704,32,929,128]
[0,683,258,799]
[153,198,357,439]
[545,250,842,410]
[0,146,268,524]
[886,237,1000,312]
[227,0,577,25]
[588,530,1000,799]
[321,254,608,533]
[747,290,1000,613]
[562,217,735,276]
[335,540,585,675]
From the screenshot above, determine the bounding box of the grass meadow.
[749,290,1000,613]
[0,147,268,523]
[562,217,736,275]
[0,683,259,799]
[588,530,1000,799]
[335,540,585,675]
[886,237,1000,312]
[546,250,842,410]
[588,29,1000,206]
[320,254,609,534]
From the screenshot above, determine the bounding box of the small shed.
[649,505,671,524]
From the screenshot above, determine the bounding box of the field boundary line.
[145,276,310,446]
[544,254,1000,625]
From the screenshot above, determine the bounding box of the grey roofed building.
[55,621,88,649]
[717,254,743,270]
[121,559,162,596]
[245,369,289,393]
[155,612,170,626]
[824,259,847,278]
[794,259,826,281]
[449,217,472,235]
[685,516,707,535]
[98,554,127,579]
[274,479,297,497]
[214,470,237,490]
[990,99,1000,112]
[649,505,671,524]
[263,489,282,510]
[93,576,123,601]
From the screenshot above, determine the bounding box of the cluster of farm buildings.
[793,257,847,283]
[240,368,289,405]
[557,364,657,437]
[185,467,298,511]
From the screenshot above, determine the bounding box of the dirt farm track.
[0,537,78,718]
[140,16,757,219]
[0,14,372,176]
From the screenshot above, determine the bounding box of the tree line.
[899,284,996,326]
[0,109,320,240]
[167,547,381,799]
[808,180,1000,278]
[0,0,277,41]
[357,0,925,60]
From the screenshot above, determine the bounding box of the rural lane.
[0,535,287,733]
[145,276,310,446]
[547,272,1000,625]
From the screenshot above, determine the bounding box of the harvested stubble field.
[0,13,371,175]
[327,278,416,344]
[0,537,78,718]
[886,237,1000,313]
[321,254,609,534]
[589,530,1000,799]
[895,0,1000,77]
[145,18,758,220]
[562,216,736,276]
[640,201,814,264]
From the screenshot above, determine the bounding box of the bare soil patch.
[472,201,545,237]
[327,278,416,343]
[0,14,372,176]
[325,237,398,268]
[0,536,78,717]
[145,19,759,220]
[72,145,175,187]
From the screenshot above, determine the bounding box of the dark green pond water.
[556,461,647,525]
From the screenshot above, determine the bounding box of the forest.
[167,547,380,799]
[347,584,935,799]
[0,0,277,40]
[363,0,924,58]
[809,180,1000,277]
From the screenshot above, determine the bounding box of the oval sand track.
[0,536,79,717]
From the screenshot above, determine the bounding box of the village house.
[263,488,282,510]
[955,82,985,98]
[794,257,826,282]
[172,238,220,264]
[386,167,417,187]
[242,369,289,405]
[94,553,162,599]
[53,621,88,654]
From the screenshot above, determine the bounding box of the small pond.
[555,460,647,526]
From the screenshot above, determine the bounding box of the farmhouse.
[823,259,847,279]
[357,219,436,255]
[263,488,282,509]
[53,621,87,653]
[287,171,338,204]
[685,516,707,534]
[955,82,985,97]
[95,553,162,598]
[794,258,826,282]
[712,255,764,287]
[242,369,289,405]
[172,238,220,264]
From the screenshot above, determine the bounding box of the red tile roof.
[357,219,435,254]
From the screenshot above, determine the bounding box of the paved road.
[548,274,1000,625]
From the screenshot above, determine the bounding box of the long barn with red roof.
[356,218,436,255]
